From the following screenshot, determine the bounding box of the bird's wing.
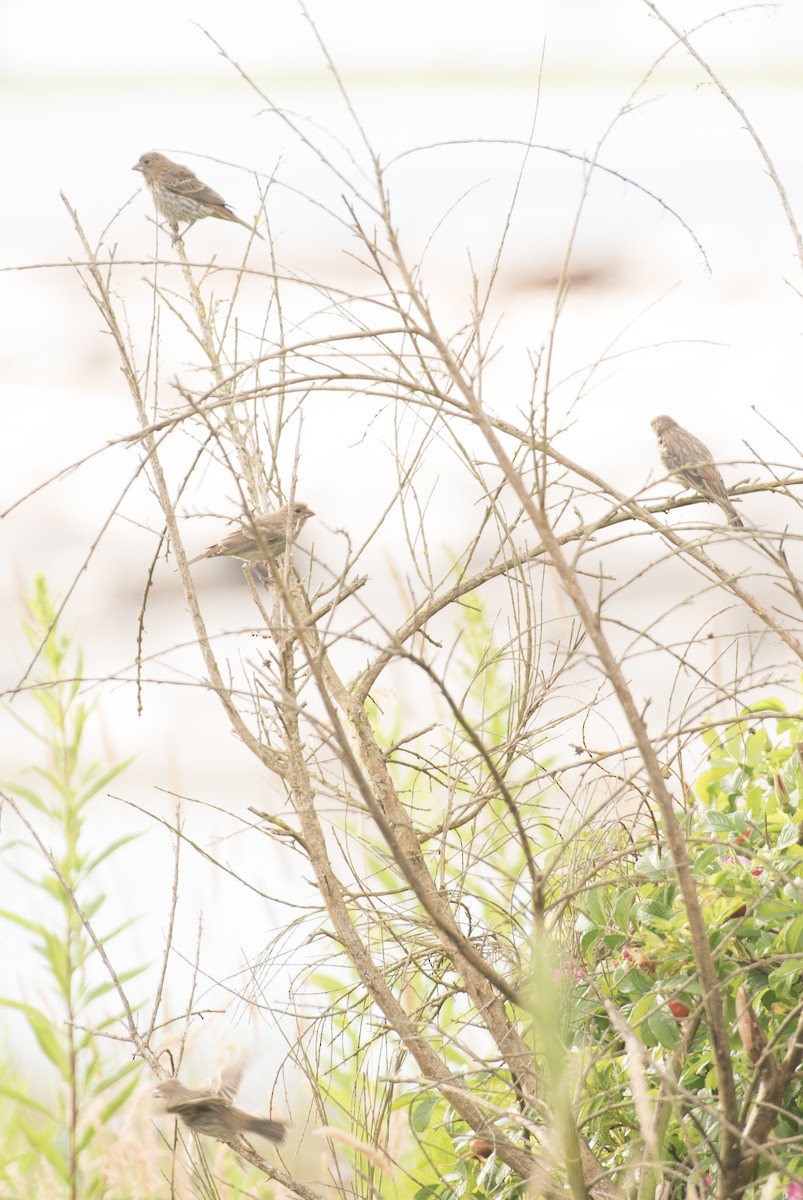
[206,528,254,557]
[169,1095,223,1113]
[689,464,729,502]
[217,1060,245,1102]
[166,169,229,209]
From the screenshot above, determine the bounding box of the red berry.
[469,1139,493,1159]
[668,999,690,1019]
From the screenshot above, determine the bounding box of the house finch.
[133,151,262,243]
[154,1066,287,1147]
[187,501,314,565]
[651,415,744,527]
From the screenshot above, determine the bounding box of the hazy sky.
[2,0,802,1072]
[5,0,801,78]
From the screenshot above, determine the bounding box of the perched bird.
[187,501,314,565]
[154,1061,287,1148]
[651,415,744,527]
[133,151,262,243]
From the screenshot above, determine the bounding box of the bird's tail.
[226,210,264,239]
[243,1115,287,1144]
[721,500,744,528]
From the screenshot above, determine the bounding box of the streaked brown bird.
[187,501,314,565]
[651,415,744,527]
[133,151,262,244]
[154,1061,287,1148]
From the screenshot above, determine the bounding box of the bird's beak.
[132,162,142,172]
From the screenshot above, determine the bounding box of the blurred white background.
[1,0,802,1088]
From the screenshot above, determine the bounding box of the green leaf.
[412,1094,442,1133]
[584,887,607,927]
[700,726,723,751]
[743,697,787,716]
[744,731,769,768]
[0,780,48,811]
[777,822,799,849]
[785,914,803,955]
[628,993,658,1042]
[86,831,141,873]
[617,969,654,1000]
[648,1005,681,1050]
[705,812,737,832]
[99,1071,140,1121]
[87,1057,140,1100]
[20,1117,68,1176]
[613,889,636,934]
[0,1083,53,1117]
[27,1012,70,1077]
[77,759,133,805]
[638,899,674,923]
[634,847,668,878]
[0,908,50,936]
[0,1000,71,1076]
[755,899,795,922]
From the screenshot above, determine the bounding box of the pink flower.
[786,1181,803,1200]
